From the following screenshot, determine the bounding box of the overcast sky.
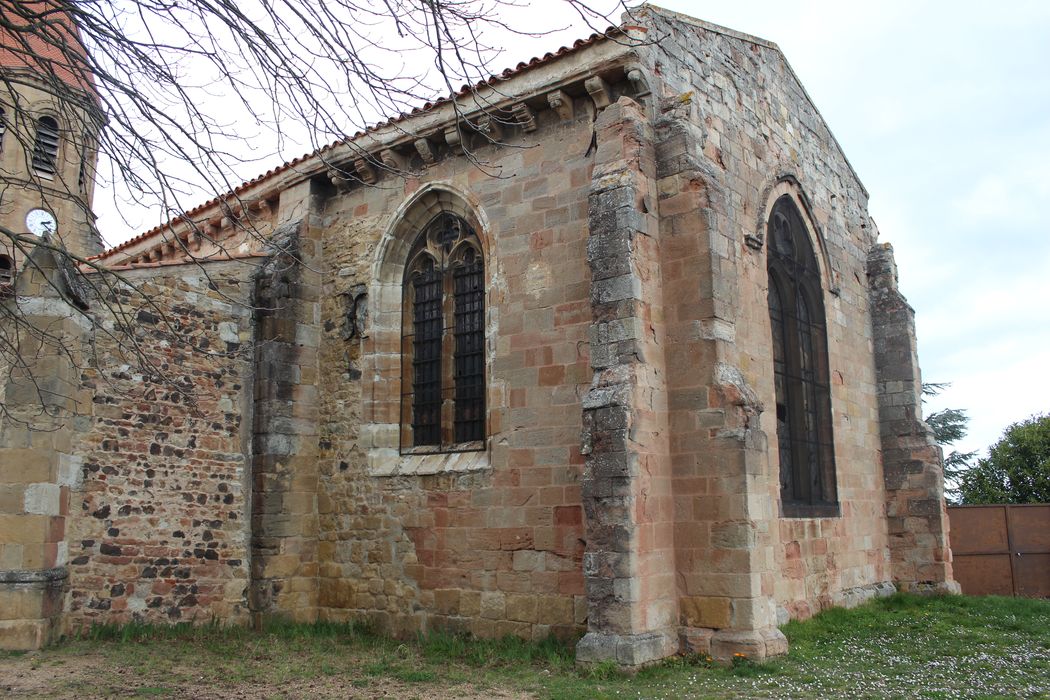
[94,0,1049,458]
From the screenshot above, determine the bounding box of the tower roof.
[0,0,99,100]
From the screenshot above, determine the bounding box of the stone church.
[0,5,957,664]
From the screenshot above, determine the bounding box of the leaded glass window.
[766,196,838,516]
[402,213,486,452]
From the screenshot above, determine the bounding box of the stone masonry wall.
[0,77,103,263]
[868,244,956,593]
[249,209,323,623]
[0,249,90,648]
[65,261,256,627]
[638,7,893,624]
[314,95,602,640]
[575,97,679,666]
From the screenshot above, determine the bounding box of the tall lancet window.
[402,212,485,451]
[767,195,838,516]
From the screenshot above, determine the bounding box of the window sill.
[400,441,484,456]
[780,501,841,519]
[367,445,490,476]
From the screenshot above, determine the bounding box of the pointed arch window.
[32,116,60,176]
[767,196,838,517]
[401,212,485,452]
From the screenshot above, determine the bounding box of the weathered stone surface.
[0,4,954,660]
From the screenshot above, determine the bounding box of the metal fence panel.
[947,504,1050,597]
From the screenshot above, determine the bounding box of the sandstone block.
[505,593,537,623]
[680,595,731,629]
[480,591,505,619]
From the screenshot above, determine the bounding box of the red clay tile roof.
[93,28,617,262]
[0,0,99,99]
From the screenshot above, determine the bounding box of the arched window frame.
[32,115,60,177]
[766,194,839,517]
[400,211,486,454]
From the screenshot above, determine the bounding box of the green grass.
[8,594,1049,699]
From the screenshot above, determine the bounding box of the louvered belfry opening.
[402,212,486,452]
[766,195,838,516]
[32,116,60,176]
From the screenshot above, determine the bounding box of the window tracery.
[401,212,485,451]
[766,195,838,516]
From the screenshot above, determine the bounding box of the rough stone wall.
[868,244,956,592]
[314,97,600,640]
[65,261,256,628]
[638,7,893,626]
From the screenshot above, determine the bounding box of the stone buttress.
[868,244,957,593]
[576,97,680,666]
[248,181,325,623]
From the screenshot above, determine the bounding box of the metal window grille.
[453,255,485,443]
[411,266,443,446]
[401,213,486,453]
[32,116,60,176]
[767,197,837,514]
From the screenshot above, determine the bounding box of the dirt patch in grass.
[1,594,1048,699]
[0,649,530,699]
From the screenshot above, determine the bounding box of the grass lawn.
[1,593,1048,699]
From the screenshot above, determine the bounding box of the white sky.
[93,0,1050,458]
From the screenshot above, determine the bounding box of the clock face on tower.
[25,208,57,236]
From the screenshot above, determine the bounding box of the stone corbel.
[444,124,465,154]
[381,148,410,173]
[354,158,378,185]
[248,198,271,217]
[475,114,503,143]
[327,166,353,190]
[511,102,537,132]
[414,137,437,165]
[547,89,574,121]
[584,76,612,110]
[206,216,222,239]
[626,67,652,101]
[744,231,764,251]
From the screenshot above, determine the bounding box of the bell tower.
[0,2,100,650]
[0,0,104,280]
